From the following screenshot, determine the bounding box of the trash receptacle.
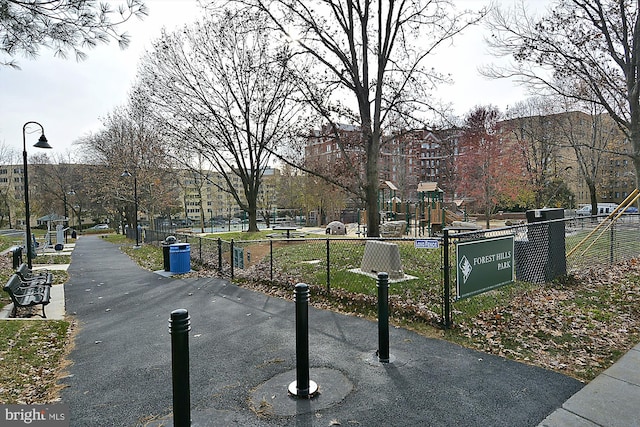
[162,244,171,272]
[162,236,177,272]
[169,243,190,274]
[9,246,22,269]
[524,208,566,283]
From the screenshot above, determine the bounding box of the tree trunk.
[246,196,259,232]
[631,127,640,192]
[588,180,597,218]
[199,205,205,233]
[365,130,380,237]
[247,210,259,232]
[630,129,640,211]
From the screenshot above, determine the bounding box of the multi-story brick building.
[304,124,459,205]
[304,113,637,214]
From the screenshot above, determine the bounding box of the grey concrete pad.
[561,374,640,427]
[0,283,65,320]
[537,408,600,427]
[33,263,71,271]
[154,269,194,278]
[601,346,640,386]
[46,283,65,319]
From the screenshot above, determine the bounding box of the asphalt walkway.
[55,235,636,426]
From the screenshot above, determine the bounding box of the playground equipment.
[36,213,68,252]
[417,182,464,235]
[379,181,399,218]
[418,181,444,234]
[358,181,466,236]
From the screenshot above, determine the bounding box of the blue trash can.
[169,243,191,274]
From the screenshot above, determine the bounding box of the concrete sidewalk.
[538,343,640,427]
[53,236,637,426]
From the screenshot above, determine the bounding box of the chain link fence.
[566,214,640,270]
[144,213,640,324]
[449,213,640,287]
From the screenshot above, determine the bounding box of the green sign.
[456,236,514,299]
[233,247,244,269]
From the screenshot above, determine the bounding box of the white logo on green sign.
[459,255,472,284]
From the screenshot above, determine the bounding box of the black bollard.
[377,272,390,362]
[443,229,451,329]
[288,283,318,398]
[169,309,191,427]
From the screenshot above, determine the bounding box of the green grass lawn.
[0,320,71,403]
[0,234,72,403]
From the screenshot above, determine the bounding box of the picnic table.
[272,226,298,238]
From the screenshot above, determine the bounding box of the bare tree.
[556,100,621,215]
[79,104,179,232]
[222,0,486,236]
[29,151,80,222]
[505,97,565,208]
[1,0,147,68]
[135,10,304,232]
[484,0,640,189]
[173,152,212,233]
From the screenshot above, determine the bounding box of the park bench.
[3,274,51,318]
[15,263,53,286]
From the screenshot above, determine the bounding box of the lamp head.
[33,134,52,149]
[121,170,132,178]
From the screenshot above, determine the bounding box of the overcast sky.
[0,0,550,159]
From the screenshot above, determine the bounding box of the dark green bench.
[3,274,51,318]
[16,263,53,286]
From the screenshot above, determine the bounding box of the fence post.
[169,309,191,427]
[610,221,615,264]
[443,229,451,329]
[377,272,390,362]
[270,239,273,282]
[230,239,234,280]
[217,238,222,272]
[288,283,318,398]
[326,239,330,292]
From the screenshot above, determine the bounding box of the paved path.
[60,236,587,426]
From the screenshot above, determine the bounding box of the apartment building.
[0,164,26,227]
[502,111,636,207]
[305,124,458,204]
[304,113,637,212]
[178,167,281,225]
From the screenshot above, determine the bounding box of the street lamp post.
[122,170,139,246]
[23,121,52,269]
